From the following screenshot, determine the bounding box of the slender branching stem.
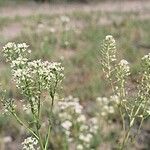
[120,127,131,150]
[44,78,58,150]
[11,112,39,140]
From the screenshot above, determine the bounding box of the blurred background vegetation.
[0,0,150,149]
[0,0,143,6]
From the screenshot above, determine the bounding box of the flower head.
[22,137,38,150]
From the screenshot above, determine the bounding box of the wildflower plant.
[0,35,149,150]
[100,35,150,149]
[60,15,76,49]
[56,96,99,150]
[22,136,39,150]
[1,42,64,150]
[96,95,119,119]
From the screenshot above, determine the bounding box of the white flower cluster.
[96,95,119,117]
[78,117,98,149]
[60,15,71,32]
[142,53,150,60]
[139,53,150,116]
[58,96,83,141]
[105,35,116,53]
[0,85,16,114]
[115,59,130,97]
[22,137,38,150]
[2,42,64,114]
[100,35,130,97]
[60,15,73,48]
[118,59,130,76]
[3,42,30,62]
[60,15,70,24]
[142,53,150,73]
[57,96,98,150]
[101,35,117,78]
[12,60,64,93]
[104,35,116,61]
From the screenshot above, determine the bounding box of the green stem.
[11,112,39,140]
[135,97,148,139]
[120,79,126,132]
[44,80,57,150]
[37,72,41,119]
[36,81,44,150]
[119,105,125,132]
[44,93,54,150]
[44,123,51,150]
[36,126,44,150]
[137,117,144,135]
[120,127,131,150]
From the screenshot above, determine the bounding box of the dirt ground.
[0,0,150,41]
[0,1,150,18]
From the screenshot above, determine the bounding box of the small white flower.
[142,53,150,60]
[118,59,130,75]
[77,144,83,150]
[120,59,129,66]
[61,120,72,130]
[80,125,88,131]
[90,117,97,124]
[109,106,115,114]
[77,115,86,122]
[101,111,106,116]
[105,35,113,40]
[60,16,70,23]
[110,95,120,104]
[79,133,92,143]
[64,41,69,46]
[22,137,38,150]
[49,27,56,33]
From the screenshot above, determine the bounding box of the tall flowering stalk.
[100,35,150,149]
[1,42,64,150]
[60,15,71,49]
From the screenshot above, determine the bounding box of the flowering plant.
[0,35,149,150]
[1,42,64,150]
[100,35,150,149]
[56,96,98,150]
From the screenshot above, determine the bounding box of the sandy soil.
[0,0,150,18]
[0,0,150,41]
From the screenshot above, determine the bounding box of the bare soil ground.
[0,0,150,41]
[0,0,150,17]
